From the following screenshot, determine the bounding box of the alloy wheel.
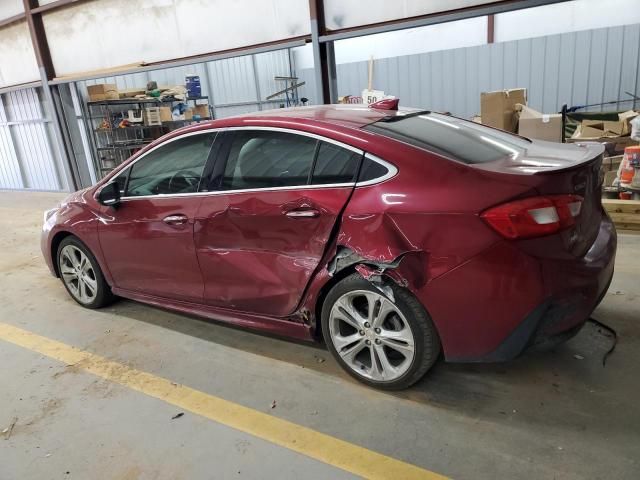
[59,245,98,304]
[328,289,415,382]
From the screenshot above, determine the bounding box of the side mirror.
[98,182,121,208]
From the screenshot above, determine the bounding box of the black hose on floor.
[587,317,618,366]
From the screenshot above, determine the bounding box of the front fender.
[42,201,113,286]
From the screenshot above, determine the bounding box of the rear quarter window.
[364,113,531,164]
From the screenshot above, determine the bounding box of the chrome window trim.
[103,126,397,202]
[118,182,358,202]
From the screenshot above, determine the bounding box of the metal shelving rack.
[86,97,213,178]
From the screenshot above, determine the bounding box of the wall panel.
[42,0,309,77]
[299,24,640,117]
[0,21,39,88]
[0,0,23,21]
[0,97,23,189]
[323,0,501,31]
[0,88,64,191]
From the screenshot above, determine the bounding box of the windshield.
[364,113,531,164]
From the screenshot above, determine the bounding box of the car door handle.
[285,209,320,218]
[163,214,189,225]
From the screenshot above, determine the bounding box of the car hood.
[59,186,94,207]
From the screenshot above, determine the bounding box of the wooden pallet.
[602,199,640,231]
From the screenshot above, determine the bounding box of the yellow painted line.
[0,322,448,480]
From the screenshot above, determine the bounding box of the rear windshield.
[364,112,531,164]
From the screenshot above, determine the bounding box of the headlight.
[43,207,58,223]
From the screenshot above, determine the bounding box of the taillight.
[481,195,583,239]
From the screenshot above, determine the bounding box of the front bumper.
[41,209,58,277]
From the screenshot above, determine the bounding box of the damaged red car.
[41,104,616,390]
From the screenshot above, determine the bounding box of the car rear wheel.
[57,236,115,309]
[321,273,440,390]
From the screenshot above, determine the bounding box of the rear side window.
[221,131,316,190]
[126,133,216,197]
[364,113,530,164]
[358,157,389,183]
[311,142,360,185]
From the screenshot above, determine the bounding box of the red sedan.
[41,104,616,390]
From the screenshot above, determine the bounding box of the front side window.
[221,131,317,190]
[126,133,216,197]
[112,169,129,196]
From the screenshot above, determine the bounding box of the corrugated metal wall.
[69,49,295,184]
[76,49,294,118]
[297,24,640,117]
[0,88,67,191]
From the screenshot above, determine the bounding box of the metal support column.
[23,0,78,190]
[309,0,337,104]
[251,54,264,111]
[487,14,495,43]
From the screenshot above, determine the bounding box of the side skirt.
[111,287,314,342]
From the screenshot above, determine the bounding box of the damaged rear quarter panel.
[336,138,529,282]
[308,136,538,355]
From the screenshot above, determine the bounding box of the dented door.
[193,129,362,317]
[194,188,353,316]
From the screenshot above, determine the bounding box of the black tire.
[321,273,441,390]
[57,236,116,309]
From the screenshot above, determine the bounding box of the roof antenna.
[369,98,399,111]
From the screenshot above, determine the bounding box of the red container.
[620,146,640,185]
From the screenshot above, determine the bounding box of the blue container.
[185,74,201,98]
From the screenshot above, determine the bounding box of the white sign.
[362,89,395,105]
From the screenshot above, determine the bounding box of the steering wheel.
[167,169,200,193]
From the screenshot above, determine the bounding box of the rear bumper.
[469,263,614,362]
[423,216,616,362]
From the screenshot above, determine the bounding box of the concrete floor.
[0,190,639,480]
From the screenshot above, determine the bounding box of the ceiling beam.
[23,0,56,80]
[49,37,309,85]
[31,0,86,15]
[0,12,26,28]
[318,0,571,42]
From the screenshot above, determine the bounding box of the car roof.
[107,104,425,182]
[190,104,421,131]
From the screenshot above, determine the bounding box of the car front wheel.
[321,273,441,390]
[57,236,115,309]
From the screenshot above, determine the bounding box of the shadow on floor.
[101,295,635,435]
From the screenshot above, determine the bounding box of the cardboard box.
[516,104,562,142]
[159,107,172,122]
[184,108,193,121]
[480,88,527,132]
[87,83,118,102]
[572,111,639,140]
[193,105,209,118]
[572,120,621,140]
[118,88,146,99]
[619,110,639,136]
